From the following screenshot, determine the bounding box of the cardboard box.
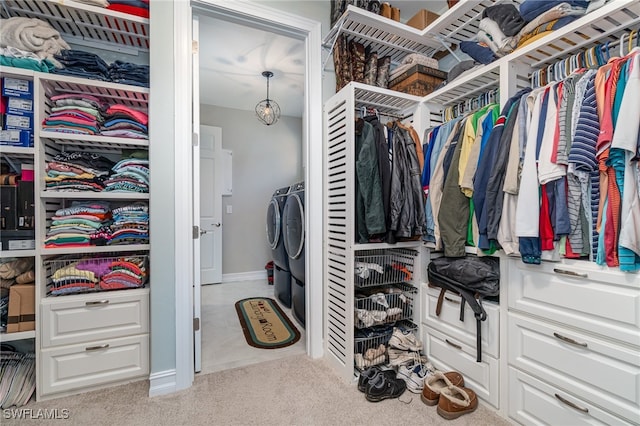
[6,284,35,333]
[406,9,440,30]
[1,77,33,99]
[389,64,447,96]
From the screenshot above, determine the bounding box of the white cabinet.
[507,258,640,425]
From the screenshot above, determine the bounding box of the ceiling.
[199,16,305,118]
[198,1,448,118]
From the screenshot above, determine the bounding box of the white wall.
[200,104,303,275]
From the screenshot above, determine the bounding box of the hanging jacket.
[355,119,386,242]
[364,115,393,242]
[389,124,425,238]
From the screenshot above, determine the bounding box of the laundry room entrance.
[188,0,324,377]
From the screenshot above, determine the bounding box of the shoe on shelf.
[388,348,426,367]
[437,385,478,420]
[388,327,422,351]
[421,370,465,406]
[365,373,407,402]
[355,353,386,369]
[363,344,386,361]
[397,362,433,393]
[357,366,396,393]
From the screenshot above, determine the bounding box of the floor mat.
[234,297,300,349]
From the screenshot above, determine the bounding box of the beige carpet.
[6,354,513,425]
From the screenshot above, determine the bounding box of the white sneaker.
[388,348,426,367]
[388,328,422,351]
[397,363,432,393]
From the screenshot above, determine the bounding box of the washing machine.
[266,186,292,307]
[282,181,305,327]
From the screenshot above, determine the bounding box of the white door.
[199,125,223,285]
[192,15,202,373]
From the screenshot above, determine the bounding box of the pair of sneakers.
[387,348,427,367]
[358,366,407,403]
[396,361,433,393]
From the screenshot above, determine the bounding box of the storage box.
[0,129,31,147]
[6,96,34,113]
[1,185,17,230]
[0,229,35,250]
[6,283,35,333]
[17,180,35,229]
[406,9,440,30]
[1,77,33,99]
[4,113,33,130]
[389,64,447,97]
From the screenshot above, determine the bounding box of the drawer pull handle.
[444,297,460,304]
[555,393,589,413]
[86,300,109,306]
[554,332,588,348]
[445,339,462,350]
[85,344,109,351]
[553,268,587,278]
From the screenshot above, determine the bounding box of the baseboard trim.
[221,270,268,283]
[149,369,177,397]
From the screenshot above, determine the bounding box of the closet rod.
[354,107,407,120]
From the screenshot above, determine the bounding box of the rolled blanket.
[0,17,69,67]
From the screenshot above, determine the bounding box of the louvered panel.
[324,90,355,380]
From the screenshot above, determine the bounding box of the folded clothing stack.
[98,257,147,290]
[0,17,69,69]
[42,93,104,135]
[51,49,110,81]
[48,262,98,295]
[107,0,149,18]
[44,201,112,248]
[108,203,149,245]
[45,151,115,192]
[103,157,149,193]
[101,104,148,139]
[108,60,149,87]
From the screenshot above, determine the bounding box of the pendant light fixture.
[255,71,281,126]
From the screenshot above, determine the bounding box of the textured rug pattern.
[234,297,300,349]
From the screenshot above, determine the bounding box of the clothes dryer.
[266,186,292,307]
[282,181,305,327]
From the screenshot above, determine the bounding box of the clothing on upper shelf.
[0,17,69,68]
[45,152,115,192]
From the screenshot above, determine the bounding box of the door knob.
[214,223,221,227]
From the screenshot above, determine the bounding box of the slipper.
[437,385,478,419]
[421,371,465,406]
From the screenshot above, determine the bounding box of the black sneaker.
[365,374,407,402]
[357,367,396,393]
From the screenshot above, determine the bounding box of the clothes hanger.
[628,30,636,53]
[620,33,627,57]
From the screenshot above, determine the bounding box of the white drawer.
[422,284,499,358]
[509,367,635,426]
[41,289,149,348]
[40,334,149,396]
[423,326,498,408]
[508,259,640,347]
[508,313,640,424]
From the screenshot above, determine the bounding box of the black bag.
[427,256,500,362]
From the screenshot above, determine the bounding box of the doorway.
[186,0,324,383]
